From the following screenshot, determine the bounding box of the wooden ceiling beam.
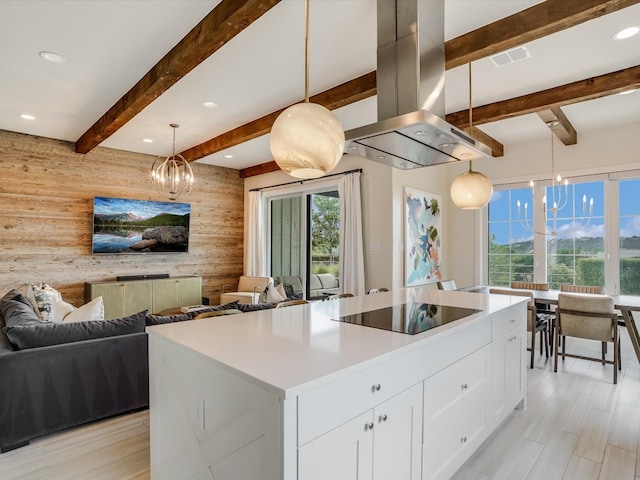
[180,72,377,162]
[445,0,640,70]
[467,127,504,157]
[240,161,280,178]
[75,0,281,154]
[537,107,578,145]
[446,64,640,128]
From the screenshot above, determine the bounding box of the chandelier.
[269,0,345,179]
[516,129,593,236]
[151,123,194,201]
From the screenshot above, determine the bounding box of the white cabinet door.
[490,325,526,426]
[422,345,491,480]
[373,383,423,480]
[298,411,374,480]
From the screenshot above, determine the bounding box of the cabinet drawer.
[423,344,491,417]
[298,317,491,446]
[492,304,525,340]
[298,353,415,447]
[422,385,489,480]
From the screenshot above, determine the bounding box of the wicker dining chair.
[367,288,389,294]
[560,284,604,294]
[275,299,309,308]
[325,293,354,300]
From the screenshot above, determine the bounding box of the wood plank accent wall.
[0,129,244,307]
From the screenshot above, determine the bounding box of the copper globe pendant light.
[270,0,345,179]
[151,124,194,201]
[450,63,493,210]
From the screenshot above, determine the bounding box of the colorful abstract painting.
[405,187,442,286]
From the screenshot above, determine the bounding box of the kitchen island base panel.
[147,289,528,479]
[149,336,284,480]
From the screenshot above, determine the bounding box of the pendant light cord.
[304,0,310,103]
[468,62,473,173]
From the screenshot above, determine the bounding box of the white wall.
[244,154,453,293]
[245,121,640,293]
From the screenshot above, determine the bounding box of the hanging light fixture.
[516,128,594,236]
[151,123,194,201]
[269,0,345,179]
[450,63,493,210]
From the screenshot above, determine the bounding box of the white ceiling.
[1,0,639,171]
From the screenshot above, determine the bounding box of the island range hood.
[344,0,491,169]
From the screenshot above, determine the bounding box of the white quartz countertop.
[147,287,527,398]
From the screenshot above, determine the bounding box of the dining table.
[463,286,640,364]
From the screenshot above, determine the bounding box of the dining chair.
[275,299,309,308]
[510,281,549,291]
[367,288,389,294]
[555,292,621,384]
[511,281,555,345]
[437,280,457,291]
[192,309,243,319]
[490,288,549,368]
[560,284,604,294]
[559,284,608,352]
[325,293,354,300]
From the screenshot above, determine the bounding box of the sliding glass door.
[269,189,340,299]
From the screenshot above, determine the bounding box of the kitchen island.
[147,286,527,480]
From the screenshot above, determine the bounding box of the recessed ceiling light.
[613,26,639,40]
[224,154,233,159]
[618,89,637,95]
[39,51,66,63]
[143,138,153,143]
[20,114,35,120]
[203,101,218,108]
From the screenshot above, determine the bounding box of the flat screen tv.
[92,196,191,254]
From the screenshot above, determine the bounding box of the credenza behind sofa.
[85,276,202,319]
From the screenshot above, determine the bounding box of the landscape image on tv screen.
[92,196,191,254]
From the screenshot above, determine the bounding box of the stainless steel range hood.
[344,0,491,169]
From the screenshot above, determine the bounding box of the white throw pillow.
[62,296,105,323]
[51,299,77,323]
[263,282,285,304]
[26,283,63,322]
[275,283,287,300]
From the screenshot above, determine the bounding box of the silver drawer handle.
[378,414,388,422]
[372,383,381,392]
[509,319,516,323]
[460,436,467,443]
[461,383,469,390]
[365,422,374,431]
[508,336,517,342]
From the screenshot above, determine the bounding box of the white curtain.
[245,190,265,276]
[339,172,365,296]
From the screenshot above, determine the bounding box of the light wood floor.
[455,326,640,480]
[0,329,638,480]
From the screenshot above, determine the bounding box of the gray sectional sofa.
[0,291,276,453]
[279,274,340,299]
[0,289,149,452]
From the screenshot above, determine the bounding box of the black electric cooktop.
[333,302,481,335]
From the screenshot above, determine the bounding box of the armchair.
[220,276,273,305]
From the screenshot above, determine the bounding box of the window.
[488,187,534,286]
[619,179,640,294]
[546,181,604,289]
[488,180,605,289]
